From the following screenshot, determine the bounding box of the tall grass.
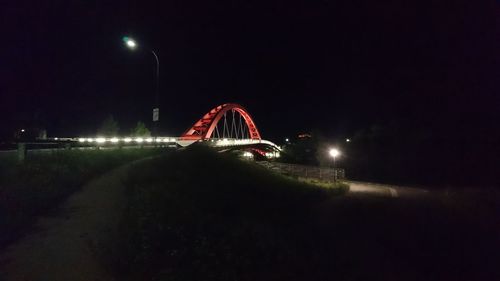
[103,147,500,281]
[0,148,165,249]
[103,147,348,281]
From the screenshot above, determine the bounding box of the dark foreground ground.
[105,148,499,281]
[1,147,499,281]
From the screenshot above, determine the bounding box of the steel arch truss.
[181,103,261,141]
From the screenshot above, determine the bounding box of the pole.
[151,50,160,136]
[333,156,336,183]
[18,143,26,163]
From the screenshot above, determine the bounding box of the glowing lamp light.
[135,138,144,143]
[78,138,86,143]
[87,138,94,142]
[146,138,153,143]
[123,36,137,49]
[21,129,25,132]
[110,137,119,143]
[96,137,106,143]
[124,137,132,143]
[346,138,350,142]
[329,148,340,158]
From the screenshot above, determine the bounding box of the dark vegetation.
[103,147,347,281]
[0,148,164,250]
[103,147,499,281]
[281,131,500,189]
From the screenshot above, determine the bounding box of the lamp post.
[123,36,160,136]
[329,148,340,182]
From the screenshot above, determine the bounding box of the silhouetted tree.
[131,121,151,137]
[98,115,119,136]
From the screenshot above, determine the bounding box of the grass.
[102,147,348,281]
[102,147,500,281]
[0,148,166,249]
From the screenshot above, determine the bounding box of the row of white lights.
[265,151,280,158]
[78,137,177,144]
[208,139,258,144]
[210,139,282,151]
[242,151,280,158]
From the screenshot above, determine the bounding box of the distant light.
[155,138,162,143]
[329,148,340,158]
[21,129,25,132]
[110,137,119,143]
[78,138,86,143]
[54,137,58,140]
[346,138,350,142]
[285,138,289,142]
[123,137,132,143]
[123,36,137,49]
[96,137,106,143]
[87,138,94,142]
[243,152,253,157]
[135,137,144,143]
[146,138,153,143]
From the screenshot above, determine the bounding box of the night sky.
[2,0,499,143]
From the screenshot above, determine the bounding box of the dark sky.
[1,0,499,142]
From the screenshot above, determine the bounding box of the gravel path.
[347,180,429,198]
[0,161,138,281]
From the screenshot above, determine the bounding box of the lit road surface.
[346,181,428,198]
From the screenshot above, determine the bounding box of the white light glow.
[78,138,86,142]
[126,39,136,49]
[329,148,340,158]
[135,138,144,143]
[243,152,253,157]
[87,138,94,142]
[155,138,162,143]
[124,137,132,143]
[146,138,153,143]
[110,137,119,143]
[346,138,350,142]
[96,138,106,143]
[21,129,25,132]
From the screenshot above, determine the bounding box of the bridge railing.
[207,138,281,150]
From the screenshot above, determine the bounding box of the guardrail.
[258,161,345,182]
[5,141,175,163]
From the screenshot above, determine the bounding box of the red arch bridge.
[54,103,281,158]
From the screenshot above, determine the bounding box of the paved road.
[346,181,429,198]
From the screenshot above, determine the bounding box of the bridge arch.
[181,103,261,141]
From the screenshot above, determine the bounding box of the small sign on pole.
[153,108,159,122]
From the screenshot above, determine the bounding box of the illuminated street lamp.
[329,148,340,182]
[123,36,160,136]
